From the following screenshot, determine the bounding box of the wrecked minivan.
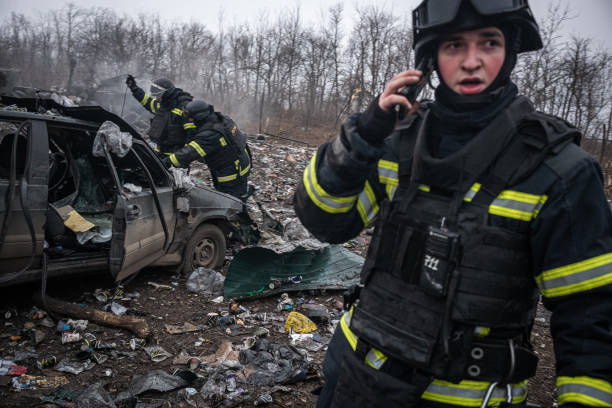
[0,96,255,286]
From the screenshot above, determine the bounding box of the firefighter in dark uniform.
[294,1,612,407]
[125,75,196,154]
[161,99,251,201]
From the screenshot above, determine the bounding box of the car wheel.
[182,224,226,273]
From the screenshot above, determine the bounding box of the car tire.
[182,223,226,273]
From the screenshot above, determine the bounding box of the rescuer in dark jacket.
[125,76,196,154]
[161,100,251,201]
[294,1,612,407]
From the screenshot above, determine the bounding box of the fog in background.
[0,0,610,179]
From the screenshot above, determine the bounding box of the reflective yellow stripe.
[339,312,387,370]
[169,154,180,167]
[356,180,379,227]
[171,108,184,116]
[418,184,430,192]
[463,183,481,202]
[339,312,357,350]
[473,326,490,337]
[422,379,528,407]
[217,173,237,182]
[140,94,150,106]
[385,184,397,200]
[302,153,358,214]
[489,190,548,221]
[240,164,250,176]
[219,137,228,147]
[557,376,612,407]
[378,159,398,186]
[535,253,612,298]
[188,141,206,157]
[150,99,157,113]
[183,122,196,129]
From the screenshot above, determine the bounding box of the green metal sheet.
[224,245,363,300]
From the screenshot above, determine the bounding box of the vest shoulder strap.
[398,108,426,184]
[472,110,581,205]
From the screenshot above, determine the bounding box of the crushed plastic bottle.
[37,356,57,369]
[254,393,273,405]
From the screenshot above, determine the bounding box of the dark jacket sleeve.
[531,145,612,405]
[131,85,160,114]
[293,114,390,244]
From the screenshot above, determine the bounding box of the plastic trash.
[200,371,226,401]
[1,359,15,376]
[227,388,245,399]
[76,382,117,408]
[130,338,147,350]
[104,302,127,316]
[122,183,142,193]
[55,358,96,375]
[186,267,225,297]
[144,345,172,363]
[178,387,198,407]
[284,312,317,334]
[61,332,81,344]
[37,356,57,369]
[171,167,195,190]
[56,320,71,333]
[8,365,27,375]
[12,375,69,391]
[226,374,236,392]
[92,121,132,158]
[254,393,273,405]
[114,370,187,402]
[289,333,324,352]
[277,293,293,312]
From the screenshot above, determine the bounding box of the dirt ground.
[0,137,557,407]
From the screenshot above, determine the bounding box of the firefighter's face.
[437,26,505,95]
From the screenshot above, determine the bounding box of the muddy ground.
[0,136,556,407]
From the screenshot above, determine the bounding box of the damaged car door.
[106,139,176,281]
[0,119,48,281]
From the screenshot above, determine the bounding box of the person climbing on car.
[160,99,252,202]
[125,75,196,155]
[294,0,612,407]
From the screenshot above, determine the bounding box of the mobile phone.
[396,57,433,119]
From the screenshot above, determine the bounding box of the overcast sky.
[1,0,610,51]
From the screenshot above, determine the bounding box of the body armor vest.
[148,107,185,147]
[349,97,580,382]
[199,114,248,170]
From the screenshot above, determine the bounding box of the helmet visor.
[413,0,529,30]
[149,82,167,98]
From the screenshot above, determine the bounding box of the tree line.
[0,2,610,190]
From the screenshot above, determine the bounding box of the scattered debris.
[164,322,202,334]
[224,246,363,299]
[12,375,69,391]
[285,312,317,334]
[92,120,132,158]
[115,370,188,402]
[144,345,172,363]
[35,295,151,338]
[147,282,175,291]
[186,268,226,297]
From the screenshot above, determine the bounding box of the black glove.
[357,96,396,147]
[160,155,173,169]
[125,74,137,90]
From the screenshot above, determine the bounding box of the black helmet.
[185,99,214,123]
[149,77,175,98]
[412,0,543,68]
